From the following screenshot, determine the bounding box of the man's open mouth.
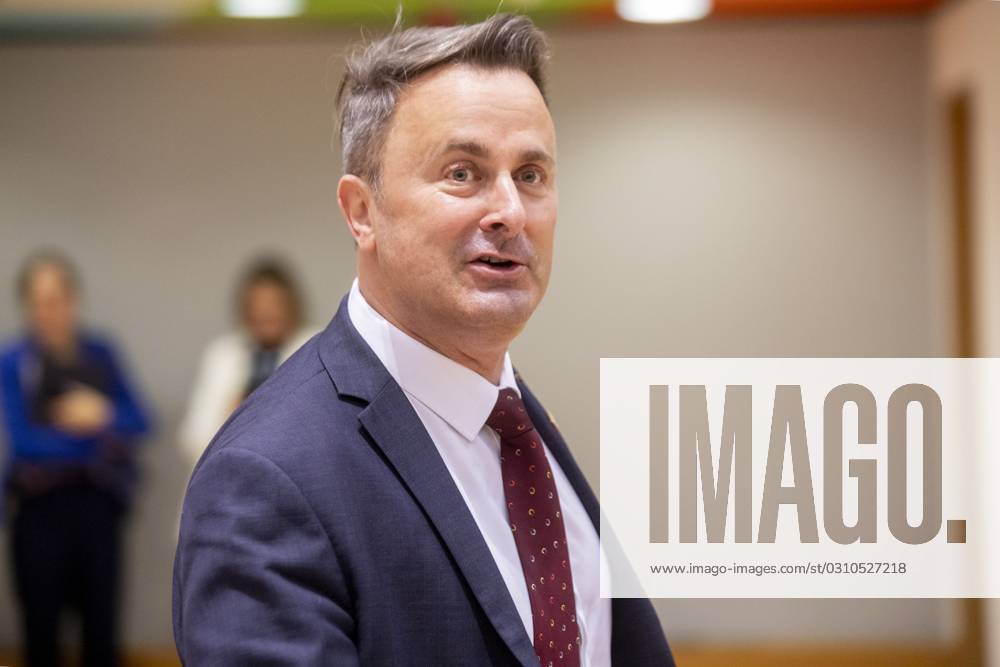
[475,256,519,269]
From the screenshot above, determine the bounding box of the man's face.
[365,64,557,342]
[244,281,295,350]
[24,264,79,351]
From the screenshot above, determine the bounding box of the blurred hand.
[50,385,112,436]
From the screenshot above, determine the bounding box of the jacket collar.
[316,296,669,664]
[345,278,520,442]
[317,296,540,666]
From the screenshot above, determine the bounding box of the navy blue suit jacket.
[173,297,674,665]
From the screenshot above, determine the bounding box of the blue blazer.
[173,297,673,665]
[0,332,151,462]
[0,332,152,513]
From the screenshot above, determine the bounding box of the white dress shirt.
[348,278,611,666]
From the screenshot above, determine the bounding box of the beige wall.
[0,17,952,648]
[930,1,1000,663]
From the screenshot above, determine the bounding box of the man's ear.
[337,174,377,249]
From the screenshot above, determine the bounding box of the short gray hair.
[336,13,550,190]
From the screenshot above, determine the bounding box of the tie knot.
[486,388,534,440]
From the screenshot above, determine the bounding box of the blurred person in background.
[0,250,153,667]
[178,257,317,467]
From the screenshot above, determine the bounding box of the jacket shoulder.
[76,330,124,361]
[195,336,345,471]
[0,340,26,367]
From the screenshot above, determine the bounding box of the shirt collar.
[347,278,520,442]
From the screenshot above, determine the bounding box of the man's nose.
[479,173,527,237]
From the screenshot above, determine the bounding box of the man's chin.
[458,292,538,331]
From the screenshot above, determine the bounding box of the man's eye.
[450,167,473,182]
[518,168,543,184]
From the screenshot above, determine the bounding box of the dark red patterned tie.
[488,388,581,667]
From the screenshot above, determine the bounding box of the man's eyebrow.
[519,149,554,165]
[442,140,490,158]
[441,140,554,165]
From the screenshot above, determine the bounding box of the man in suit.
[173,13,674,666]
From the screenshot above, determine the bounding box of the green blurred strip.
[194,0,612,24]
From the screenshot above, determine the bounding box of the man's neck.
[357,280,509,385]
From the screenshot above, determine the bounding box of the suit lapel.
[319,299,538,667]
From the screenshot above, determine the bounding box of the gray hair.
[336,13,550,191]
